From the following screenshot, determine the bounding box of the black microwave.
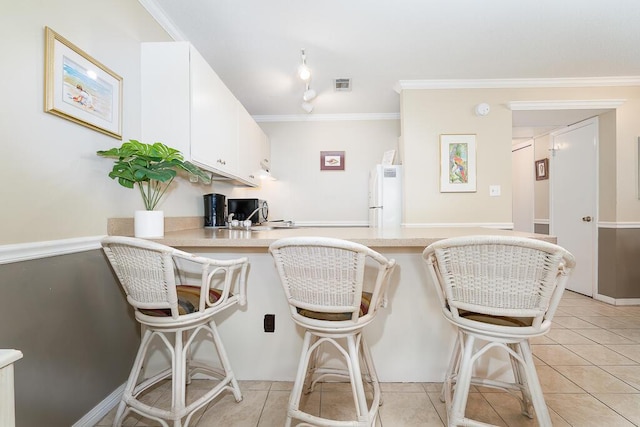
[227,199,269,224]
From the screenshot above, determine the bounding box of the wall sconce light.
[298,48,317,113]
[303,87,317,102]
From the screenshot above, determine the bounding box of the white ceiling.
[144,0,640,128]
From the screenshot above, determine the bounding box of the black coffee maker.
[203,193,226,227]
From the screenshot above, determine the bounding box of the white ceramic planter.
[134,210,164,238]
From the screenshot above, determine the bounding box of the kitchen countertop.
[152,226,555,248]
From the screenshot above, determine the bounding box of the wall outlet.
[489,185,501,197]
[263,314,275,333]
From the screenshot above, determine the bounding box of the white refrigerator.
[368,165,402,228]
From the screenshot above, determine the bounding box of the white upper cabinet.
[237,104,270,186]
[141,42,262,186]
[189,47,239,176]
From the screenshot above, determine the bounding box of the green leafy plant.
[97,139,211,210]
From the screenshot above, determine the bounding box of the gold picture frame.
[439,134,477,192]
[44,27,123,139]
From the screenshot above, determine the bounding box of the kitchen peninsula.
[147,226,554,382]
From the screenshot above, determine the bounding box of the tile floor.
[96,291,640,426]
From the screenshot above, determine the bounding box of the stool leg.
[520,340,552,427]
[508,342,533,418]
[287,331,314,427]
[172,330,186,427]
[347,334,370,423]
[360,336,382,408]
[208,319,242,402]
[441,331,462,404]
[113,327,153,427]
[448,333,475,427]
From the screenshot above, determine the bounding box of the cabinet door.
[189,47,239,176]
[237,104,264,186]
[141,42,191,157]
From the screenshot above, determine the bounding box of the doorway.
[550,117,598,296]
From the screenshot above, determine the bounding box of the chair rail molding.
[0,236,103,265]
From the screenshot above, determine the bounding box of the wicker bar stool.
[423,235,575,427]
[101,236,249,427]
[269,237,396,427]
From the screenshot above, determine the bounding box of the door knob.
[582,216,592,222]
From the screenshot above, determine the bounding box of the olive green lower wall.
[534,223,549,235]
[598,227,640,299]
[0,250,139,426]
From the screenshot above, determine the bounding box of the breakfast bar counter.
[146,227,554,382]
[153,225,555,248]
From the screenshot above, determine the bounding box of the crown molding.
[395,76,640,92]
[138,0,187,41]
[509,99,626,111]
[253,113,400,123]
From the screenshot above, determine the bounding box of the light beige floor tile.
[268,381,294,391]
[378,391,444,426]
[606,344,640,363]
[578,316,633,329]
[482,392,570,427]
[611,317,640,328]
[532,344,591,366]
[426,391,447,424]
[563,344,638,365]
[536,365,584,393]
[553,365,638,393]
[530,335,556,345]
[237,380,272,391]
[593,393,640,426]
[609,328,640,343]
[380,382,426,392]
[553,316,601,329]
[422,382,443,393]
[320,390,379,424]
[573,328,635,345]
[546,329,597,344]
[545,393,636,427]
[601,365,640,390]
[256,390,289,427]
[195,390,267,426]
[461,393,508,426]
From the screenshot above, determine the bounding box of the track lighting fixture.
[298,49,311,81]
[297,49,317,113]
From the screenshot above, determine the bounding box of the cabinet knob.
[582,216,592,222]
[217,159,226,165]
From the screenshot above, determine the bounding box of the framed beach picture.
[439,134,477,192]
[320,151,345,171]
[44,27,123,139]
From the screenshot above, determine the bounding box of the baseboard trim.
[595,293,640,306]
[0,236,104,265]
[71,383,124,427]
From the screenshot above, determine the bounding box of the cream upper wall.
[235,120,400,224]
[401,89,514,225]
[0,0,226,245]
[401,86,640,225]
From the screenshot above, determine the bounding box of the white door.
[512,140,534,232]
[550,117,598,296]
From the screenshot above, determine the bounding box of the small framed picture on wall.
[535,158,549,180]
[320,151,345,171]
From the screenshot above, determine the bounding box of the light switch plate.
[489,185,501,197]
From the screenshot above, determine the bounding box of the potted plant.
[97,139,211,237]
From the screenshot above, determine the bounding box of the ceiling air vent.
[334,78,351,92]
